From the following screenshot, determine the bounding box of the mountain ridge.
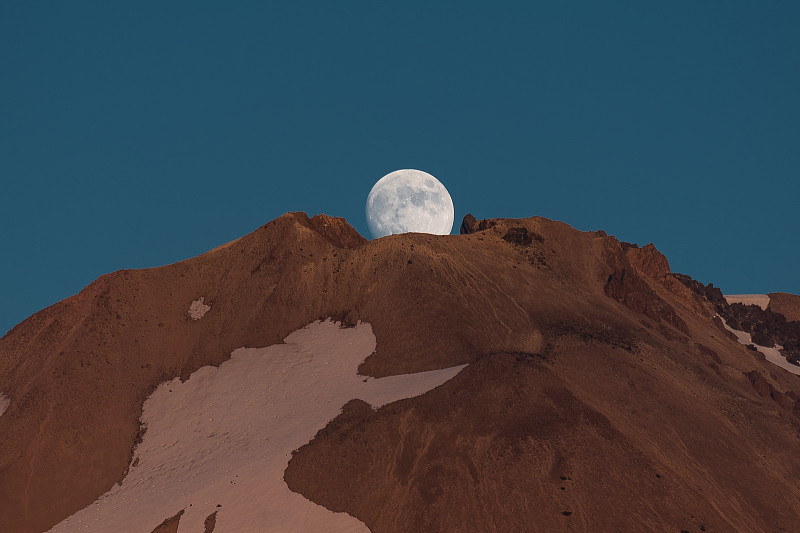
[2,212,800,532]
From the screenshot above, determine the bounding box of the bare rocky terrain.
[769,292,800,323]
[2,212,800,532]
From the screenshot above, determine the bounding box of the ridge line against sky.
[1,2,798,335]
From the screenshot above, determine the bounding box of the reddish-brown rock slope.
[769,292,800,323]
[1,212,799,532]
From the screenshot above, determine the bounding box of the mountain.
[2,212,800,532]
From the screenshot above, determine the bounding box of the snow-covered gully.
[719,316,800,376]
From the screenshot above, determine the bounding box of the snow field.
[49,320,466,532]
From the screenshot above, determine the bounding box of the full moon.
[365,169,454,239]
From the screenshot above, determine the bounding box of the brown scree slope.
[1,213,800,532]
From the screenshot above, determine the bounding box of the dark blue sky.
[2,2,798,335]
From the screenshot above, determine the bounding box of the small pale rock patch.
[724,294,770,310]
[188,298,211,320]
[0,393,9,418]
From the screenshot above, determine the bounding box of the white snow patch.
[724,294,770,310]
[188,297,211,320]
[50,320,466,533]
[0,393,9,418]
[719,316,800,376]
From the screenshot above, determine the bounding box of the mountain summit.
[2,213,799,532]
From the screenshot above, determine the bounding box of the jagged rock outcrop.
[672,273,728,308]
[459,213,497,234]
[502,226,545,247]
[621,242,671,279]
[604,268,689,335]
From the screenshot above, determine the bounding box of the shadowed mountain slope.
[1,212,799,532]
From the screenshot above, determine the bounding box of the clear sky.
[1,2,798,335]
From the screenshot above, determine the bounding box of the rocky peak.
[621,242,671,279]
[294,213,367,249]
